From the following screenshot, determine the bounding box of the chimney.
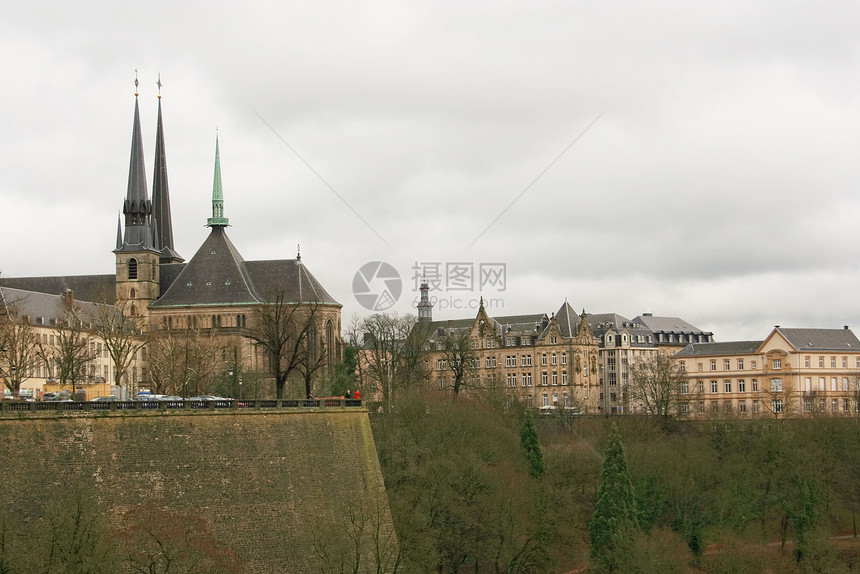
[845,325,850,330]
[63,289,74,310]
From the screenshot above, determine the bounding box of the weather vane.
[156,73,163,98]
[134,69,139,96]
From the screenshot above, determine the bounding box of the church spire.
[151,76,183,263]
[207,133,229,227]
[118,74,156,251]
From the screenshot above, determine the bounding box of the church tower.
[114,77,160,320]
[151,77,183,264]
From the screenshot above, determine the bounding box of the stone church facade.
[1,86,342,399]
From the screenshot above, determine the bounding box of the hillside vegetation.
[372,391,860,573]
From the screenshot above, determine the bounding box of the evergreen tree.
[520,410,546,478]
[588,423,640,573]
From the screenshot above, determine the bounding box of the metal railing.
[0,398,363,416]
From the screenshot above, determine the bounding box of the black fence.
[0,398,363,416]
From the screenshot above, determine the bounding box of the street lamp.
[238,377,243,399]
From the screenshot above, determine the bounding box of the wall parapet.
[0,398,363,418]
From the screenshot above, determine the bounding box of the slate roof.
[555,301,582,338]
[674,341,764,357]
[0,287,108,324]
[150,226,339,308]
[0,275,116,304]
[634,314,712,336]
[776,327,860,352]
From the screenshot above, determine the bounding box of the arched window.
[130,288,136,299]
[236,314,242,327]
[130,305,137,317]
[326,319,334,372]
[128,258,138,280]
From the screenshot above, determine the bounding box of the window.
[724,401,732,413]
[724,380,732,393]
[541,353,547,366]
[680,402,690,414]
[804,399,812,412]
[698,380,704,393]
[552,372,558,386]
[471,338,479,349]
[751,360,757,369]
[831,357,837,368]
[710,360,717,371]
[752,378,758,392]
[551,353,557,366]
[563,393,569,407]
[679,380,689,394]
[542,394,549,407]
[737,359,744,370]
[711,380,718,393]
[712,402,719,413]
[843,377,849,391]
[698,363,703,372]
[831,377,837,392]
[680,361,686,372]
[753,399,760,413]
[739,400,746,413]
[819,377,825,392]
[772,399,784,414]
[486,338,495,349]
[128,258,138,280]
[523,373,532,387]
[724,359,731,370]
[541,372,548,386]
[772,359,782,369]
[845,399,851,412]
[738,379,745,392]
[507,373,516,387]
[561,352,567,365]
[832,399,838,412]
[561,371,568,385]
[130,288,136,299]
[843,357,848,368]
[818,356,824,367]
[698,401,705,414]
[805,377,812,392]
[771,378,783,392]
[506,355,516,368]
[805,356,811,368]
[485,356,496,368]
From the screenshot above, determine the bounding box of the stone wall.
[0,410,396,572]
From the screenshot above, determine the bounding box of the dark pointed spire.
[117,78,156,252]
[151,79,183,262]
[207,133,230,227]
[115,213,123,249]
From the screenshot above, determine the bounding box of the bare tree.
[0,299,40,399]
[296,320,328,399]
[91,302,147,398]
[147,327,227,397]
[628,352,691,424]
[358,313,429,412]
[436,329,479,396]
[247,292,321,399]
[37,304,97,394]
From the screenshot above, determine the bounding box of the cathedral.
[0,84,342,399]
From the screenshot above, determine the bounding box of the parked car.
[90,396,120,402]
[43,390,73,402]
[156,395,184,401]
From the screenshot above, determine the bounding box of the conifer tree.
[520,410,546,478]
[588,423,640,572]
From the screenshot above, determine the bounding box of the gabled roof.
[150,226,258,308]
[773,327,860,352]
[675,341,763,357]
[150,226,340,308]
[555,301,581,338]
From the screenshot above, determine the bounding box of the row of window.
[679,398,857,415]
[688,376,854,394]
[686,356,860,372]
[503,371,570,387]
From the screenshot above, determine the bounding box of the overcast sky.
[2,1,859,341]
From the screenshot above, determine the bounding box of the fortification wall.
[0,410,395,572]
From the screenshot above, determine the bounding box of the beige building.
[674,326,860,417]
[421,291,602,412]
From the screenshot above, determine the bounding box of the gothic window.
[130,288,136,299]
[128,258,138,280]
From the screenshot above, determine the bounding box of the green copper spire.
[206,133,229,227]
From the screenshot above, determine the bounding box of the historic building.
[591,313,714,413]
[674,326,860,417]
[419,284,715,413]
[1,85,342,399]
